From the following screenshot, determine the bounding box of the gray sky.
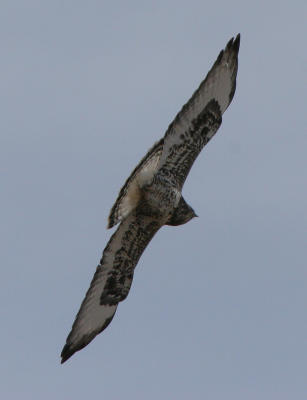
[1,1,306,399]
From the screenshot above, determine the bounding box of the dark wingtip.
[226,36,234,49]
[214,34,240,67]
[233,33,240,52]
[226,33,240,53]
[216,49,224,63]
[61,344,74,364]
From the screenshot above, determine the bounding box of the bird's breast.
[139,178,180,221]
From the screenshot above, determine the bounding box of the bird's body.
[61,34,240,363]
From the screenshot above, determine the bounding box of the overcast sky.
[1,1,306,399]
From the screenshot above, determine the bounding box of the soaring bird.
[61,34,240,363]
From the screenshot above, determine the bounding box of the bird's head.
[167,196,198,226]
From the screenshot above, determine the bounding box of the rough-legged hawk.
[61,34,240,363]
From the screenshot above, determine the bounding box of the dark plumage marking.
[156,35,239,190]
[157,99,222,189]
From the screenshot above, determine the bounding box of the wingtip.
[216,49,224,63]
[226,33,240,53]
[226,36,234,49]
[233,33,240,52]
[216,33,240,66]
[60,344,74,364]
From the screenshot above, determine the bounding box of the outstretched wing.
[156,34,240,190]
[108,139,164,229]
[61,210,162,363]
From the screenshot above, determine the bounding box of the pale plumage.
[61,34,240,363]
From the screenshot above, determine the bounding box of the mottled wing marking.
[157,34,240,189]
[61,210,162,363]
[157,99,222,189]
[108,139,164,229]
